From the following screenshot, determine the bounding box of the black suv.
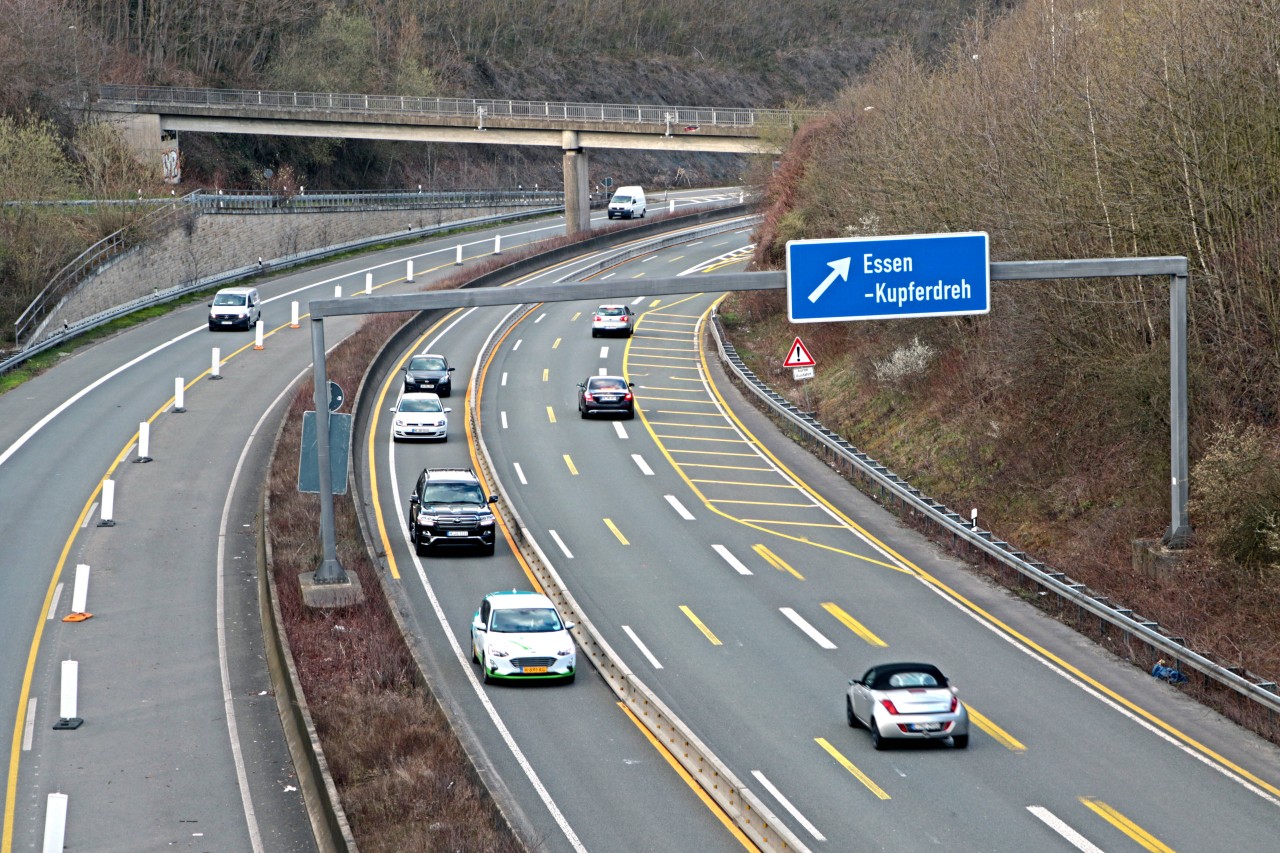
[403,353,455,396]
[407,468,498,556]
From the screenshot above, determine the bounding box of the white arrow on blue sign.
[787,231,989,323]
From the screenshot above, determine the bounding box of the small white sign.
[793,366,815,380]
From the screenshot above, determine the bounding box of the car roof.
[483,590,555,610]
[596,304,628,310]
[217,286,255,295]
[863,662,948,688]
[587,375,628,382]
[420,466,478,482]
[400,392,441,402]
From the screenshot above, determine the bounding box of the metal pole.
[310,317,348,582]
[1166,271,1191,546]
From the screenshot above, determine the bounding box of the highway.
[360,234,1280,849]
[0,192,734,852]
[7,193,1280,852]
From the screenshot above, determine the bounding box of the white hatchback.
[389,392,450,441]
[471,591,576,684]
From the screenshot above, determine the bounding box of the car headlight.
[490,648,511,658]
[478,515,495,527]
[394,418,406,428]
[557,648,573,657]
[417,512,438,525]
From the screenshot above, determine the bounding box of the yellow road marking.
[546,406,556,423]
[815,738,891,800]
[821,602,887,647]
[604,518,629,544]
[570,311,581,321]
[563,455,578,476]
[753,544,804,580]
[966,706,1026,751]
[693,478,800,489]
[1080,797,1176,852]
[653,434,749,443]
[648,298,662,305]
[542,368,549,382]
[708,498,815,508]
[648,421,737,430]
[552,337,561,349]
[617,703,759,851]
[680,606,722,645]
[678,463,774,472]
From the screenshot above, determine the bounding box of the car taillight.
[593,316,602,322]
[623,391,633,401]
[880,699,900,715]
[620,316,629,324]
[583,392,594,402]
[950,696,959,713]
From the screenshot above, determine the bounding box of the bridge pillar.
[100,112,181,183]
[562,131,590,236]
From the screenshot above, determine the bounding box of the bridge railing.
[95,85,816,130]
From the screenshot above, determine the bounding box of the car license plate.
[522,666,548,674]
[446,530,467,537]
[913,723,943,732]
[599,395,618,402]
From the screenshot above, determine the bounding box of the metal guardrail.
[190,188,577,213]
[708,316,1280,717]
[96,84,818,130]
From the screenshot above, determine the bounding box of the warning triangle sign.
[784,337,816,367]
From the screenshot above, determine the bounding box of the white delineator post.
[98,479,115,526]
[53,660,83,729]
[456,244,463,265]
[134,421,152,463]
[42,793,68,853]
[334,284,342,298]
[173,377,185,413]
[290,300,300,328]
[253,319,264,350]
[210,347,222,380]
[365,272,373,295]
[494,234,502,254]
[406,260,414,282]
[67,563,91,620]
[669,199,675,214]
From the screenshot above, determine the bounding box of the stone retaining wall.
[48,204,522,332]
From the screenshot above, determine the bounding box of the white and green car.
[471,590,576,684]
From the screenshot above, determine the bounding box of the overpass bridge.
[91,85,816,233]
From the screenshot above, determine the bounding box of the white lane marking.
[780,608,837,649]
[622,626,664,669]
[752,770,825,842]
[501,411,508,430]
[46,583,64,620]
[501,372,508,386]
[21,698,36,750]
[632,454,653,475]
[81,505,97,528]
[216,367,308,853]
[598,367,608,376]
[599,346,609,358]
[514,463,527,485]
[630,295,645,304]
[512,339,522,350]
[534,312,546,323]
[0,324,205,470]
[613,421,628,439]
[641,256,656,263]
[665,495,695,520]
[601,272,616,280]
[712,544,753,576]
[549,530,574,559]
[1026,806,1105,852]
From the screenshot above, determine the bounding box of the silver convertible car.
[846,662,969,749]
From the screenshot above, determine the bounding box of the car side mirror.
[848,679,856,686]
[389,408,396,413]
[473,619,484,631]
[443,407,452,413]
[564,621,575,631]
[487,495,498,504]
[447,366,456,372]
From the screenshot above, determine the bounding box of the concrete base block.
[1132,538,1184,583]
[299,571,365,609]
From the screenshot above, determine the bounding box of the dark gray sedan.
[403,353,455,396]
[578,375,635,419]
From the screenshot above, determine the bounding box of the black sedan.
[403,353,455,396]
[578,375,635,419]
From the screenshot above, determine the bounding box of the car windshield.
[490,607,562,633]
[597,307,625,316]
[588,378,627,392]
[409,357,446,371]
[399,397,442,413]
[214,293,247,306]
[422,483,485,504]
[612,195,632,204]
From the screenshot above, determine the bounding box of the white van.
[208,286,262,331]
[607,186,647,219]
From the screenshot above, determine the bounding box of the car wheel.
[563,673,575,685]
[580,408,588,419]
[846,697,861,728]
[625,407,635,420]
[472,643,480,664]
[869,719,886,750]
[413,527,427,557]
[440,386,451,398]
[952,734,969,749]
[591,329,599,338]
[482,658,495,684]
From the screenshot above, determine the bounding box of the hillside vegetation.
[731,0,1280,690]
[0,0,1007,347]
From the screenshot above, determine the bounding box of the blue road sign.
[787,232,989,323]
